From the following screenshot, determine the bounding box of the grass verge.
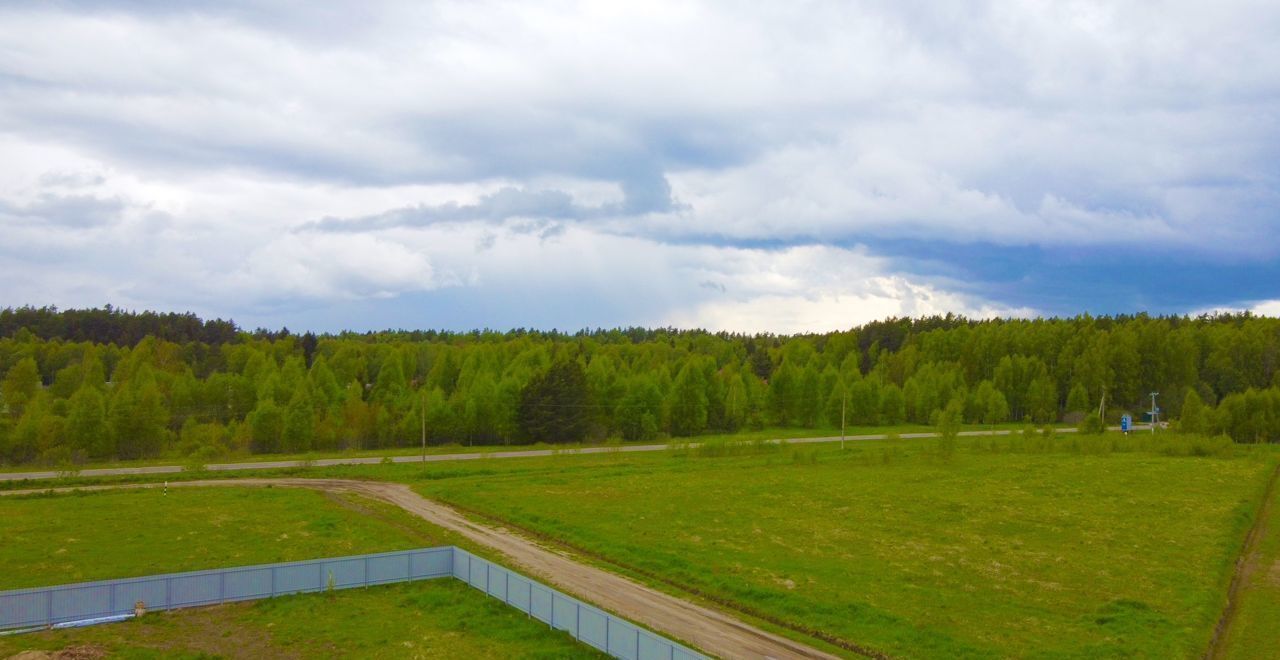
[1216,462,1280,660]
[0,423,1056,475]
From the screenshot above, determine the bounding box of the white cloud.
[0,1,1277,327]
[1253,301,1280,317]
[1189,300,1280,319]
[659,245,1033,334]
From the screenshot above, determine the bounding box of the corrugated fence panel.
[552,592,576,633]
[412,549,451,578]
[2,546,705,659]
[0,548,452,631]
[171,574,221,607]
[507,573,533,612]
[0,592,45,629]
[221,568,272,602]
[113,580,167,612]
[324,558,368,589]
[578,606,608,652]
[530,583,554,623]
[450,548,706,660]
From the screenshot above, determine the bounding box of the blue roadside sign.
[1121,414,1131,432]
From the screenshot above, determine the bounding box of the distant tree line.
[0,308,1278,465]
[0,306,239,346]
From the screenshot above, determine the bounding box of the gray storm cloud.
[0,1,1277,329]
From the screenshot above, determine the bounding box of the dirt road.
[0,424,1128,483]
[2,478,845,660]
[1205,462,1280,659]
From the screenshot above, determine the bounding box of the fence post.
[164,576,172,609]
[575,600,581,639]
[504,570,510,604]
[109,583,117,614]
[45,589,53,625]
[363,556,369,586]
[270,566,277,597]
[605,615,610,653]
[219,571,226,603]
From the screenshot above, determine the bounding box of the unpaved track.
[1205,462,1280,659]
[2,478,844,660]
[0,424,1132,482]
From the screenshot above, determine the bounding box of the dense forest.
[1,306,1278,466]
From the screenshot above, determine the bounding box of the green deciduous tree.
[1026,375,1059,423]
[668,361,709,436]
[66,385,110,458]
[1066,382,1091,414]
[880,383,906,425]
[1180,388,1207,435]
[2,357,40,416]
[109,372,169,459]
[618,377,663,442]
[248,399,284,454]
[936,398,963,458]
[281,387,316,453]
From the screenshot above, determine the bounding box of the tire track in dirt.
[1205,461,1280,659]
[3,478,847,660]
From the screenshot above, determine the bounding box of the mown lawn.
[407,436,1279,659]
[0,579,603,659]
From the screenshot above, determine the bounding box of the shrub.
[1079,412,1105,435]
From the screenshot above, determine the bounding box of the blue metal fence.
[0,546,707,660]
[452,548,705,660]
[0,547,452,631]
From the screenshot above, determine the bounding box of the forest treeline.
[1,306,1279,465]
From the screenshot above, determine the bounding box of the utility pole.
[421,390,427,463]
[1149,392,1159,434]
[841,394,847,450]
[1098,388,1107,426]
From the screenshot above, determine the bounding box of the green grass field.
[1217,464,1280,660]
[0,422,1056,475]
[0,486,474,590]
[386,435,1280,659]
[0,579,603,659]
[0,487,601,658]
[5,433,1275,659]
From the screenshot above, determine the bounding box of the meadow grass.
[6,432,1273,658]
[0,486,475,590]
[0,579,603,659]
[0,422,1052,474]
[0,486,600,658]
[394,435,1280,659]
[1218,463,1280,660]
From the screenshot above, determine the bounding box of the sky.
[1,1,1278,334]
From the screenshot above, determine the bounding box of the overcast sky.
[1,1,1278,333]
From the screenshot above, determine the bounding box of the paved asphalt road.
[0,424,1145,482]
